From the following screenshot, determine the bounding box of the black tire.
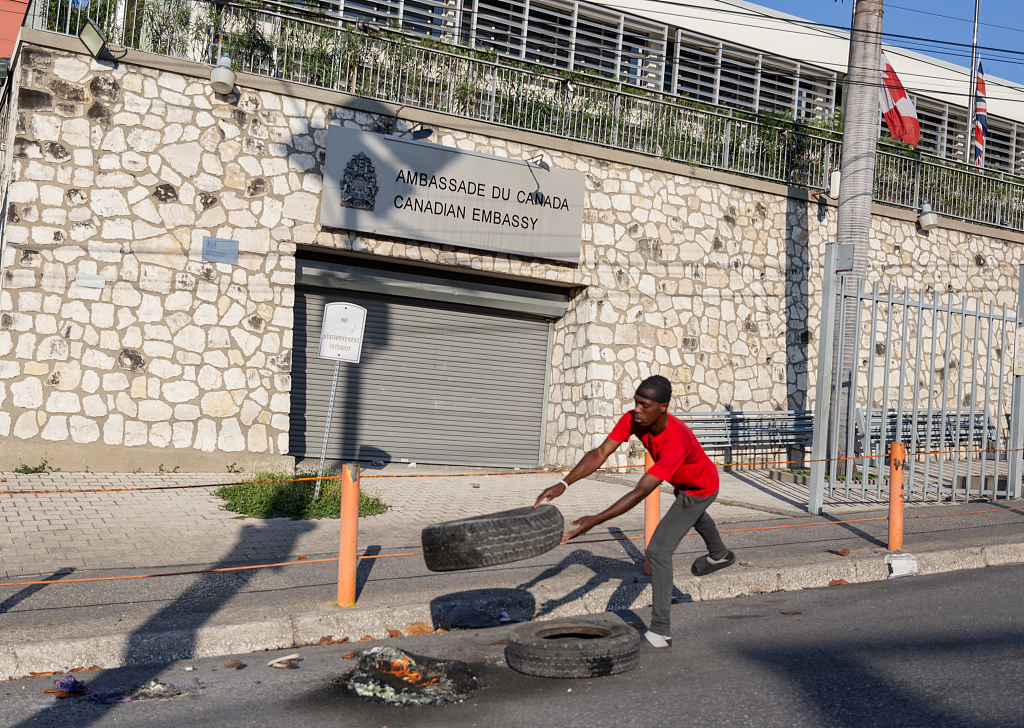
[504,618,640,678]
[421,505,564,572]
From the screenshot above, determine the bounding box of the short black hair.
[636,375,672,404]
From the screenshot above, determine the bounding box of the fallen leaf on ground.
[489,638,508,645]
[360,635,374,641]
[342,652,358,659]
[406,622,434,635]
[317,636,334,646]
[827,549,851,557]
[828,579,850,586]
[434,628,448,634]
[387,629,403,638]
[29,672,54,677]
[87,666,101,671]
[297,556,307,560]
[781,611,802,616]
[224,661,244,669]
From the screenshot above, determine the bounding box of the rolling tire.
[421,505,564,572]
[504,618,640,678]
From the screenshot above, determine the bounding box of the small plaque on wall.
[74,273,107,289]
[202,237,239,265]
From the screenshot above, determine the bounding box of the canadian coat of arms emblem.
[339,152,379,211]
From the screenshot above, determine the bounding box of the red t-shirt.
[608,412,719,498]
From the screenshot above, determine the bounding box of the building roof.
[597,0,1024,124]
[0,0,28,59]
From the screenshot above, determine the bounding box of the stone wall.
[1,36,1021,471]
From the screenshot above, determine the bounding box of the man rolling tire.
[534,375,734,650]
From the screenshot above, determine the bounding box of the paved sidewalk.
[2,464,1024,679]
[1,463,910,579]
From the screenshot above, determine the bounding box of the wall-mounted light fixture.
[78,18,110,60]
[210,55,236,95]
[918,200,939,231]
[528,155,550,171]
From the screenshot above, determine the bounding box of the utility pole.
[832,0,883,465]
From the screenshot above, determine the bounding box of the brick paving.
[0,468,788,579]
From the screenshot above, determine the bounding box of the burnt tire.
[504,618,640,678]
[421,505,563,572]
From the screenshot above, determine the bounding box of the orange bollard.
[337,463,360,607]
[888,443,905,552]
[643,452,660,576]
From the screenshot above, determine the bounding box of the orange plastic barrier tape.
[1,506,1021,588]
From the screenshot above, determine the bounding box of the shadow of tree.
[11,491,315,728]
[0,567,74,616]
[741,631,1023,728]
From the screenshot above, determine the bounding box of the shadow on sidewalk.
[10,512,314,728]
[514,526,690,619]
[355,545,381,601]
[0,567,74,616]
[724,471,810,511]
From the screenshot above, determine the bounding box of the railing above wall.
[20,0,1024,236]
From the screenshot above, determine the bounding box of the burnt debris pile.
[342,647,478,706]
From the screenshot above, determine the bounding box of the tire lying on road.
[421,505,564,572]
[505,618,640,678]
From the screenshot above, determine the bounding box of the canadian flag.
[973,62,987,168]
[879,50,921,148]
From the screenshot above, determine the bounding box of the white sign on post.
[318,303,368,363]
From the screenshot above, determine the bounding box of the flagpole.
[967,0,980,164]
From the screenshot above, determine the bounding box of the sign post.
[313,303,367,500]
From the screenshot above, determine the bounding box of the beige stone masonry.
[1,35,1022,471]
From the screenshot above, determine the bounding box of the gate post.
[809,244,839,514]
[1007,265,1024,498]
[809,243,855,514]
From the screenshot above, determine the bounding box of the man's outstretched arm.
[564,472,662,539]
[533,438,622,508]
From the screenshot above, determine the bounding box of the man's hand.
[565,515,600,540]
[533,482,566,508]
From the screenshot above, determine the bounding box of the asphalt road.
[5,501,1024,649]
[3,563,1023,728]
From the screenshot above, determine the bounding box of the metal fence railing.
[21,0,1024,236]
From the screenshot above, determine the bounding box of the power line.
[885,2,1024,36]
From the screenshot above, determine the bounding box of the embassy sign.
[320,126,585,264]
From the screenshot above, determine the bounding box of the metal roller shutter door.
[290,287,551,468]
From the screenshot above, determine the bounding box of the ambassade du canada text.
[392,169,571,230]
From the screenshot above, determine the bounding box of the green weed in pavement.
[14,459,59,474]
[215,469,390,520]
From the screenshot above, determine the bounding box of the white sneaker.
[642,630,672,649]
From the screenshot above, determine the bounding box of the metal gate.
[809,243,1024,513]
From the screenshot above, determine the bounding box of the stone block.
[12,378,43,409]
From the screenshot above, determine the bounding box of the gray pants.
[647,489,727,636]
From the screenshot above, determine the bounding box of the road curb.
[4,542,1024,680]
